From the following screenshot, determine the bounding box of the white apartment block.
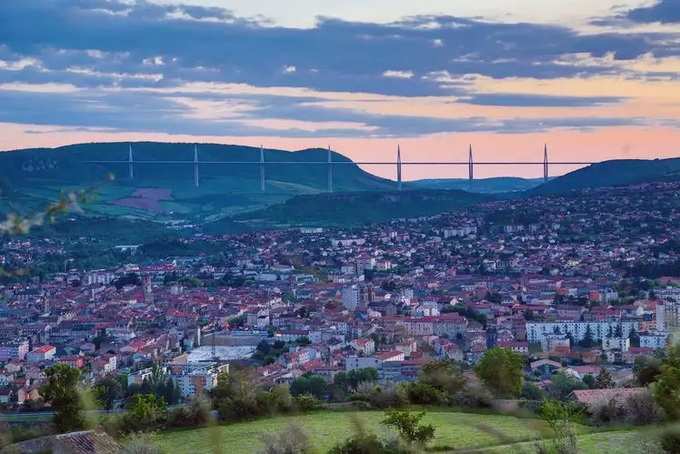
[526,320,639,343]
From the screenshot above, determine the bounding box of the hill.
[223,189,492,229]
[0,142,395,221]
[411,177,544,193]
[531,158,680,195]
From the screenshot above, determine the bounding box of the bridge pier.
[128,144,134,180]
[327,146,333,193]
[397,145,402,191]
[543,144,549,182]
[468,145,474,185]
[260,146,266,192]
[193,144,200,188]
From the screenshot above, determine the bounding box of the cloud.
[382,70,415,79]
[461,93,626,107]
[0,0,678,139]
[627,0,680,23]
[1,1,676,97]
[0,86,656,138]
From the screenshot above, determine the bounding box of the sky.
[1,0,680,180]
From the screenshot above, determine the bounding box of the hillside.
[531,158,680,195]
[225,189,492,229]
[412,177,544,193]
[0,142,395,221]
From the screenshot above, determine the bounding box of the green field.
[154,409,635,453]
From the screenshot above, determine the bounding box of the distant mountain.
[0,142,395,221]
[532,158,680,195]
[222,189,493,230]
[411,177,544,193]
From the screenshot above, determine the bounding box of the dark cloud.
[461,94,626,107]
[0,87,652,138]
[0,1,678,137]
[1,1,677,97]
[627,0,680,23]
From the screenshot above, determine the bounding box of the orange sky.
[4,122,679,180]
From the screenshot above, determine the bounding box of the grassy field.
[481,429,656,454]
[155,409,608,453]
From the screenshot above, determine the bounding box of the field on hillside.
[154,409,627,453]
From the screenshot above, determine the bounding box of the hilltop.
[0,142,394,221]
[531,158,680,195]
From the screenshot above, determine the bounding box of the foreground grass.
[479,429,655,454]
[155,409,596,453]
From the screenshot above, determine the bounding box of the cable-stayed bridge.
[85,144,595,192]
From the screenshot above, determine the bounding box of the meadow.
[154,409,643,453]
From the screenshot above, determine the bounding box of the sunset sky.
[1,0,679,179]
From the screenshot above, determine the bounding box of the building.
[176,368,219,397]
[342,285,360,311]
[526,321,638,343]
[26,345,56,363]
[0,339,29,361]
[640,332,669,350]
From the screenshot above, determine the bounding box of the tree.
[595,369,615,389]
[419,360,466,397]
[634,355,662,386]
[334,368,378,393]
[546,372,587,401]
[474,347,524,398]
[41,364,85,433]
[382,410,435,447]
[653,344,680,420]
[538,400,581,454]
[579,325,594,348]
[290,374,328,400]
[122,394,167,433]
[94,375,123,410]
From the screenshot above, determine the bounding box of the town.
[1,180,678,413]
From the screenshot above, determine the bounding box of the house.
[27,345,57,363]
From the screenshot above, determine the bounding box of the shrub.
[121,394,167,433]
[293,394,322,412]
[328,433,409,454]
[359,384,407,409]
[660,426,680,454]
[382,410,435,447]
[260,424,313,454]
[624,390,664,425]
[452,382,494,409]
[590,398,625,426]
[167,397,211,428]
[402,382,442,405]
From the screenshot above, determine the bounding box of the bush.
[590,398,625,426]
[382,410,435,447]
[260,424,313,454]
[293,394,322,412]
[357,384,407,409]
[167,397,211,428]
[328,433,409,454]
[402,382,443,405]
[121,394,167,433]
[660,426,680,454]
[260,385,294,414]
[624,390,664,425]
[452,382,494,409]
